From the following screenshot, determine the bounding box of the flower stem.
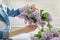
[35,23,40,30]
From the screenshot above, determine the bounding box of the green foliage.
[40,10,47,22]
[34,9,53,39]
[41,12,49,21]
[31,17,37,23]
[47,23,53,30]
[58,29,60,33]
[26,9,32,15]
[40,9,44,16]
[40,29,45,32]
[34,33,41,38]
[34,29,45,38]
[41,15,47,21]
[34,31,41,38]
[25,15,29,19]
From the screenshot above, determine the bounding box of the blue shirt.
[0,4,23,31]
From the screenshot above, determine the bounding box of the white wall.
[2,0,60,28]
[0,0,2,4]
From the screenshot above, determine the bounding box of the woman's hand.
[9,25,37,37]
[24,25,37,33]
[31,4,38,12]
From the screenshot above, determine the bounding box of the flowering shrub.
[18,4,60,40]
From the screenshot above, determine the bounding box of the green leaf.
[41,12,50,21]
[26,9,32,15]
[34,30,41,38]
[31,17,37,23]
[38,31,41,34]
[40,9,44,17]
[38,31,41,38]
[25,15,29,19]
[34,29,45,38]
[47,23,53,30]
[34,34,39,37]
[38,33,41,38]
[43,12,50,17]
[41,15,47,21]
[40,29,45,32]
[58,29,60,33]
[34,34,41,38]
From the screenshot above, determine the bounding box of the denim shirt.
[0,4,23,31]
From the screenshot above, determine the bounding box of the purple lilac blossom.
[46,15,52,23]
[18,11,25,18]
[31,28,60,40]
[31,35,36,40]
[40,28,60,40]
[18,4,29,18]
[32,10,44,27]
[41,32,47,40]
[45,30,53,40]
[44,13,52,23]
[51,28,59,37]
[50,37,60,40]
[28,20,33,25]
[22,4,30,11]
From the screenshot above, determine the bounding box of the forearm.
[9,26,30,37]
[9,28,25,37]
[7,8,23,17]
[9,25,36,37]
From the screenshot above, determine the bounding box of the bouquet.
[18,4,60,40]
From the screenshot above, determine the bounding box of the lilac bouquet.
[18,5,44,27]
[18,5,60,40]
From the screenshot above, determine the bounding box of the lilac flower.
[51,28,59,37]
[22,4,30,11]
[45,31,53,40]
[31,36,35,40]
[43,13,52,23]
[28,20,33,25]
[40,28,60,40]
[18,4,30,18]
[41,31,53,40]
[46,15,52,23]
[18,11,25,18]
[31,35,36,40]
[32,10,44,27]
[50,37,60,40]
[41,32,47,40]
[41,29,53,40]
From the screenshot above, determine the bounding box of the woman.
[0,4,37,39]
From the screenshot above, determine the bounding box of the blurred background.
[0,0,60,28]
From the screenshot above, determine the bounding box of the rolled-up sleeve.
[7,6,23,17]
